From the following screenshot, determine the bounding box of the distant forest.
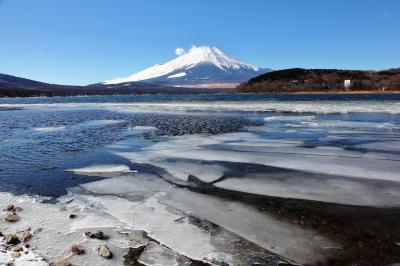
[237,68,400,93]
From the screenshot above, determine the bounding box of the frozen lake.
[1,93,400,265]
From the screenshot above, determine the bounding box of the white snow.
[130,126,157,131]
[167,72,187,79]
[66,164,135,176]
[3,100,400,114]
[0,242,48,266]
[264,115,316,122]
[32,126,66,132]
[103,46,260,84]
[80,119,125,126]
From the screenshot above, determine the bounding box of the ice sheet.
[214,173,400,207]
[355,140,400,153]
[78,174,337,265]
[147,160,227,182]
[138,242,191,266]
[120,143,400,183]
[3,100,400,114]
[115,128,400,207]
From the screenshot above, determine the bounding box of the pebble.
[3,204,15,212]
[4,234,20,245]
[11,252,20,258]
[5,213,18,222]
[97,244,112,259]
[70,244,85,255]
[85,230,104,239]
[22,231,32,242]
[13,246,23,252]
[54,258,71,266]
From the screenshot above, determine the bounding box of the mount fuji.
[103,46,269,88]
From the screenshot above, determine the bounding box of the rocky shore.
[1,179,400,266]
[0,189,298,266]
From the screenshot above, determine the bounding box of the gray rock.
[54,258,71,266]
[85,230,104,239]
[97,244,112,259]
[70,244,85,255]
[5,213,18,222]
[13,246,23,252]
[11,252,20,258]
[4,234,20,245]
[3,204,15,212]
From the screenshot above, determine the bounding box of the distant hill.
[237,68,400,93]
[0,73,233,97]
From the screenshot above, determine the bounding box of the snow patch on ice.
[81,119,125,127]
[32,126,66,132]
[67,164,136,176]
[265,115,316,122]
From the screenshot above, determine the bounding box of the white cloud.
[175,48,186,56]
[189,45,198,53]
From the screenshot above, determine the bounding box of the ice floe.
[146,160,227,182]
[120,140,400,183]
[66,164,136,177]
[76,174,337,265]
[113,125,400,208]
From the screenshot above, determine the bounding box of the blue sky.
[0,0,399,85]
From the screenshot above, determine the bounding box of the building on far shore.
[344,79,351,90]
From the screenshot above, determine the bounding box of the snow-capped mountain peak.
[175,46,260,71]
[103,46,268,86]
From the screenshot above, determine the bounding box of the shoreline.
[2,90,400,99]
[237,90,400,95]
[1,179,400,266]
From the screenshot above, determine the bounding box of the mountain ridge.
[0,73,233,97]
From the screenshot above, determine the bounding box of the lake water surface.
[1,93,400,265]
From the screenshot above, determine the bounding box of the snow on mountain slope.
[104,46,269,87]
